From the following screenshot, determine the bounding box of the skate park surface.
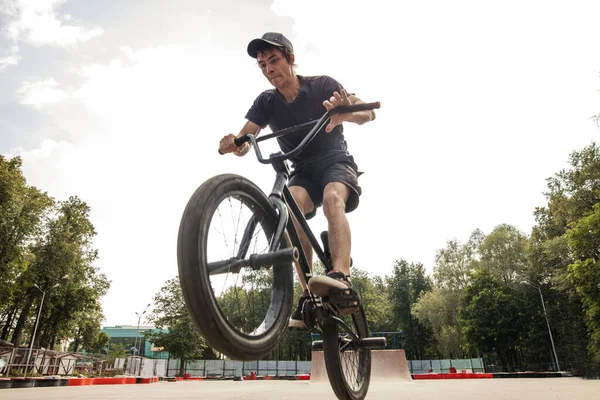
[3,378,599,400]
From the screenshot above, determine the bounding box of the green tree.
[107,342,128,365]
[215,269,273,334]
[411,232,483,359]
[87,332,110,354]
[460,269,527,370]
[479,224,528,284]
[146,278,208,376]
[527,142,599,374]
[433,230,483,291]
[349,267,394,332]
[8,196,109,348]
[412,288,465,358]
[567,203,600,363]
[0,156,53,324]
[388,260,434,359]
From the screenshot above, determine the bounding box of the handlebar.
[219,101,380,163]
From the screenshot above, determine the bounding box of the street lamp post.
[536,285,561,372]
[133,303,151,376]
[24,282,60,377]
[523,280,561,372]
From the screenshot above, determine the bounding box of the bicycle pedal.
[328,287,361,309]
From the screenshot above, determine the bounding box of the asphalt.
[1,378,599,400]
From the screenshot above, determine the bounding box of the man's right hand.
[219,134,251,156]
[219,134,238,154]
[220,121,261,156]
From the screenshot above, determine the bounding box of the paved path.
[2,378,599,399]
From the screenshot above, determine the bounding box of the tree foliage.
[387,260,434,359]
[529,142,600,373]
[145,278,208,375]
[459,269,527,369]
[0,156,109,351]
[0,156,53,309]
[567,203,600,361]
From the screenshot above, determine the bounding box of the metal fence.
[0,347,94,377]
[125,357,167,377]
[408,358,485,374]
[165,357,485,378]
[166,359,312,378]
[2,345,484,378]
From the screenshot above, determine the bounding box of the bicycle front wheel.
[322,307,372,400]
[177,173,294,360]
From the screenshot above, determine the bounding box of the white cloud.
[5,138,74,161]
[0,45,20,71]
[2,0,103,47]
[7,43,278,325]
[17,78,69,106]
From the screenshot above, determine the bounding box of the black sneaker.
[289,292,309,329]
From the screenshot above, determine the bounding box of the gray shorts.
[289,158,362,220]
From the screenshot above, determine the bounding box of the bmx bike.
[177,100,386,400]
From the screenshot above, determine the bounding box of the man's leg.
[288,186,315,291]
[321,182,351,277]
[307,181,359,314]
[288,185,316,329]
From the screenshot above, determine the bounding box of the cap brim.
[247,38,284,58]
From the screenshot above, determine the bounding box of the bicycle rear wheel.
[177,173,294,360]
[322,307,372,400]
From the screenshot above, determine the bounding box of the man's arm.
[234,120,261,157]
[346,94,377,125]
[323,89,376,133]
[219,120,262,156]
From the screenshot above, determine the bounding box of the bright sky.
[1,0,599,327]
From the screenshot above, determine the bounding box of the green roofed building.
[101,325,169,359]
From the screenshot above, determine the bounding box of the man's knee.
[322,183,349,219]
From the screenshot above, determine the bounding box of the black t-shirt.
[245,75,353,168]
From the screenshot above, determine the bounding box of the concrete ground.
[2,378,599,400]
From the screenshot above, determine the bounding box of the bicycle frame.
[269,163,333,286]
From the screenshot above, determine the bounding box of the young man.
[218,32,376,329]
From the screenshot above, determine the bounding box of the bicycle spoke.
[207,194,276,336]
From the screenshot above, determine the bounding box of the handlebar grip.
[329,101,381,115]
[218,135,251,155]
[234,135,251,147]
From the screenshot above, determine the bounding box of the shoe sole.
[288,318,307,329]
[308,275,350,298]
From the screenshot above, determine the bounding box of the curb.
[413,373,494,380]
[411,372,565,380]
[0,376,161,389]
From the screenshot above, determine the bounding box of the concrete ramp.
[310,351,328,382]
[310,350,412,383]
[371,349,412,381]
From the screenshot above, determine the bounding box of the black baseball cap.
[247,32,294,58]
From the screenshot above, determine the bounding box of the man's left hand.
[323,89,352,133]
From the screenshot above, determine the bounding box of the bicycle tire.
[322,306,372,400]
[177,173,294,360]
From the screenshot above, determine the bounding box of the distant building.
[101,325,169,359]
